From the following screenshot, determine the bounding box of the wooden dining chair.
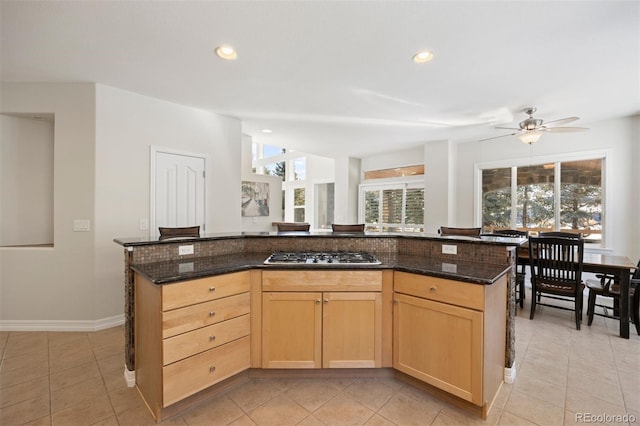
[438,226,482,237]
[158,225,200,240]
[331,224,365,233]
[528,236,585,329]
[539,231,583,239]
[275,222,310,232]
[491,229,529,309]
[586,259,640,335]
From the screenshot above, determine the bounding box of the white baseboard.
[0,314,125,332]
[504,365,517,384]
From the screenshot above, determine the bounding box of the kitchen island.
[115,231,522,420]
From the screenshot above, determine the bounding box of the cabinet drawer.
[394,271,484,311]
[162,292,250,338]
[262,270,382,292]
[162,271,250,311]
[163,314,250,365]
[163,336,250,407]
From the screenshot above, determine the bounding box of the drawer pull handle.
[209,311,216,317]
[315,299,321,304]
[430,287,437,292]
[209,287,216,292]
[209,335,216,341]
[209,366,216,373]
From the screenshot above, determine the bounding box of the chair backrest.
[331,224,365,233]
[539,231,582,239]
[528,236,584,289]
[439,226,482,237]
[158,225,200,240]
[276,222,310,232]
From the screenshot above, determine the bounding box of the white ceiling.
[1,1,638,159]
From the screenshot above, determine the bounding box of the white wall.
[0,115,54,246]
[94,84,242,321]
[0,82,243,329]
[0,82,97,327]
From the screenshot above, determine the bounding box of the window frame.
[474,149,611,249]
[358,178,425,233]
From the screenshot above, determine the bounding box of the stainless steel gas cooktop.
[264,251,381,265]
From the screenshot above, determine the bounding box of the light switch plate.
[442,244,457,255]
[73,219,91,232]
[179,245,194,256]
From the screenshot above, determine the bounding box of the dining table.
[517,248,636,338]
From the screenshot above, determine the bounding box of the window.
[294,188,305,222]
[480,156,603,244]
[315,183,334,229]
[360,182,424,233]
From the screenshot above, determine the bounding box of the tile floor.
[1,292,639,426]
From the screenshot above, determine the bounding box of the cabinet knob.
[209,335,216,341]
[209,287,216,292]
[324,299,329,304]
[315,299,321,304]
[430,287,437,292]
[209,311,216,317]
[209,366,216,373]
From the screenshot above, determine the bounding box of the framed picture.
[242,181,270,217]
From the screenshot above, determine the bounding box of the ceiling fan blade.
[478,132,521,141]
[543,117,579,126]
[541,126,589,133]
[494,126,521,130]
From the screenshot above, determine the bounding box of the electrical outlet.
[442,262,458,273]
[442,244,457,255]
[179,245,194,256]
[73,219,91,232]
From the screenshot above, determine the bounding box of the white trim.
[504,365,517,384]
[0,314,124,332]
[124,366,136,388]
[150,146,209,237]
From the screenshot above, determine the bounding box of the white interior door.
[152,149,206,236]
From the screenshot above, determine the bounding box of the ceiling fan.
[481,107,588,144]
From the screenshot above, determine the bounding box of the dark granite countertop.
[115,231,525,247]
[131,252,510,286]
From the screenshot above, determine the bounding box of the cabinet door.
[262,292,322,368]
[393,293,483,405]
[322,292,382,368]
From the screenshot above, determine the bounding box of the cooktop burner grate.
[264,251,381,265]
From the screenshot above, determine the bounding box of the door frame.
[150,146,209,237]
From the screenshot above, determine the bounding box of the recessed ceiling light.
[261,129,273,134]
[412,50,434,63]
[215,45,238,60]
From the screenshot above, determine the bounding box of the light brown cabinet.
[135,271,251,421]
[393,271,506,418]
[261,270,384,369]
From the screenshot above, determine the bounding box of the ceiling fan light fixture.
[412,50,434,63]
[215,45,238,60]
[518,131,542,145]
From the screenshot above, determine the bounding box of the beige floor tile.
[496,411,537,425]
[342,377,403,411]
[0,375,50,409]
[364,413,395,425]
[284,378,345,412]
[567,370,624,406]
[228,414,257,425]
[512,373,566,408]
[376,392,440,425]
[0,362,49,389]
[51,394,115,426]
[503,389,565,425]
[49,348,97,374]
[50,374,109,414]
[247,394,309,425]
[0,349,48,373]
[225,379,285,412]
[0,395,50,425]
[49,360,102,391]
[430,407,494,426]
[23,415,52,426]
[565,389,629,420]
[313,395,375,425]
[181,395,244,425]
